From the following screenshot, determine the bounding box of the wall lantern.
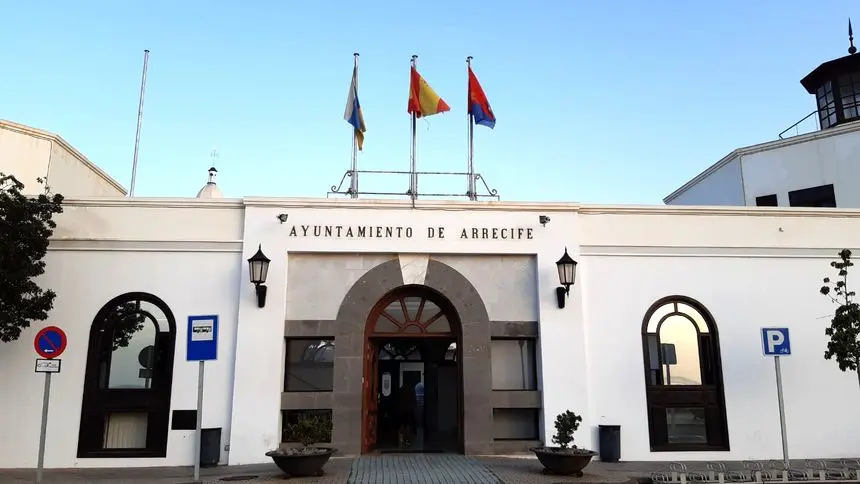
[555,247,578,309]
[247,244,271,308]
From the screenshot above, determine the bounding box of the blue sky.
[0,1,855,204]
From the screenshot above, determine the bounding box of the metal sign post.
[187,315,219,482]
[762,327,791,469]
[33,326,67,484]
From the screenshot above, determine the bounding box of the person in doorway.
[413,380,424,430]
[396,382,417,446]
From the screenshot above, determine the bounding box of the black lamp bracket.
[255,283,268,308]
[555,286,567,309]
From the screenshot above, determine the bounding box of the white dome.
[196,183,223,198]
[195,167,223,199]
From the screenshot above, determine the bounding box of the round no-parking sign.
[34,326,67,359]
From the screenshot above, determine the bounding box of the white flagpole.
[350,52,360,198]
[129,49,150,197]
[410,55,418,202]
[466,56,476,201]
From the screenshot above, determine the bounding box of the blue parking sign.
[762,328,791,356]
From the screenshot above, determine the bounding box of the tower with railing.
[799,20,860,131]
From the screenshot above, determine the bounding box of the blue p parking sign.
[762,327,791,356]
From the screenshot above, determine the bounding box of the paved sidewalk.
[0,455,645,484]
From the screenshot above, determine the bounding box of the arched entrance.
[361,285,463,453]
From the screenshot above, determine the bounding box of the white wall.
[666,157,745,206]
[583,253,860,461]
[46,141,125,197]
[0,198,244,469]
[0,250,242,469]
[0,120,125,196]
[579,208,860,460]
[741,129,860,207]
[0,122,51,194]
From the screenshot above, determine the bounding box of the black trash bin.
[200,427,222,467]
[598,425,620,462]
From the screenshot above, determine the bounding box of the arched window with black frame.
[77,293,177,458]
[641,296,729,452]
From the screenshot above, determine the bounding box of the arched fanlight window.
[371,294,454,335]
[644,301,712,386]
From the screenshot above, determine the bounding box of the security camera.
[539,215,550,226]
[277,213,288,224]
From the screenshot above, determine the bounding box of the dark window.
[77,293,177,458]
[817,81,837,128]
[284,339,335,392]
[281,409,332,443]
[490,338,537,390]
[641,297,729,451]
[492,408,539,440]
[171,410,197,431]
[838,74,860,121]
[788,184,836,208]
[755,194,778,207]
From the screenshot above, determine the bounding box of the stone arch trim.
[334,259,490,325]
[331,257,492,455]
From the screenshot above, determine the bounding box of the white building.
[0,120,125,197]
[665,42,860,208]
[2,119,860,470]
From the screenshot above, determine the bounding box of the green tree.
[819,249,860,386]
[0,173,64,342]
[551,410,582,450]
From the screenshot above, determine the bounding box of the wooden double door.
[362,338,460,453]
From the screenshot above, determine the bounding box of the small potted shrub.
[265,414,335,477]
[530,410,597,476]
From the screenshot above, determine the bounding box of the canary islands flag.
[344,66,366,150]
[468,66,495,129]
[408,66,450,118]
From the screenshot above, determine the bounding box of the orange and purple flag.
[468,66,495,129]
[408,66,450,118]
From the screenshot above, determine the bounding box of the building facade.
[665,43,860,209]
[3,194,860,469]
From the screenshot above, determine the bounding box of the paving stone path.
[0,455,640,484]
[348,454,502,484]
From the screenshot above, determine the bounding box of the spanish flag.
[408,66,450,118]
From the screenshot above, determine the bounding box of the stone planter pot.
[265,447,335,477]
[529,446,598,477]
